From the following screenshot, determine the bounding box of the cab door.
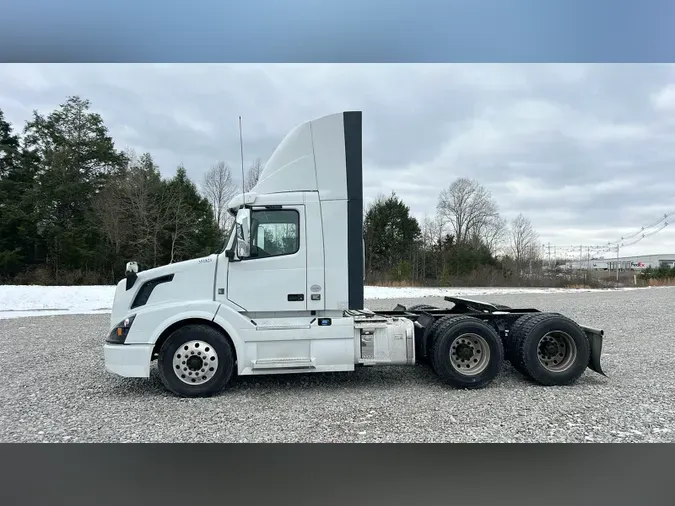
[227,205,307,312]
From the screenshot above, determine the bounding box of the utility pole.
[579,245,583,273]
[616,244,620,282]
[548,242,551,269]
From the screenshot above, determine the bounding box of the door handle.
[287,294,305,301]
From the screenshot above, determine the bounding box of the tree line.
[0,96,262,285]
[639,265,675,283]
[364,180,542,286]
[1,94,543,287]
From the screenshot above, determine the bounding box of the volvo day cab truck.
[104,111,607,397]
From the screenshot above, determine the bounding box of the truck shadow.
[106,361,609,399]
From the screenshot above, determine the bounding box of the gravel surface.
[1,288,674,443]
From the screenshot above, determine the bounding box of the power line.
[604,212,674,247]
[616,220,669,248]
[545,210,674,258]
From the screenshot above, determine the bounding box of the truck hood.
[110,254,219,325]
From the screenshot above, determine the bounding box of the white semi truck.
[104,111,606,397]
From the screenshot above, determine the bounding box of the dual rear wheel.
[426,313,591,389]
[504,313,590,386]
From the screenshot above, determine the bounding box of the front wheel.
[157,323,235,397]
[430,316,504,389]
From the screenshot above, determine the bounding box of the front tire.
[157,323,235,397]
[430,316,504,389]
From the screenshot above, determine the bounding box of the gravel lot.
[1,288,674,443]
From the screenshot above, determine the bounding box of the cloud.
[1,63,675,256]
[652,84,675,111]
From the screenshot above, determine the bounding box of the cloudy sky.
[1,63,675,258]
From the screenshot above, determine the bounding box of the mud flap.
[581,326,607,376]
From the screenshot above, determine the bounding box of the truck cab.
[104,111,605,397]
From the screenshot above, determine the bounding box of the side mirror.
[235,208,251,259]
[125,261,139,290]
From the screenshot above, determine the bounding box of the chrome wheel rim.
[172,340,219,385]
[450,333,491,376]
[536,331,577,373]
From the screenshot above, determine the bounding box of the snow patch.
[0,283,661,320]
[363,285,651,299]
[0,285,114,320]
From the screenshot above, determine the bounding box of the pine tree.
[22,96,126,281]
[364,192,421,280]
[0,109,26,278]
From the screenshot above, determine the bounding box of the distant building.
[559,253,675,271]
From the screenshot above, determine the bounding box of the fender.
[124,301,246,366]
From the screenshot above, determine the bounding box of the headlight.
[106,314,136,344]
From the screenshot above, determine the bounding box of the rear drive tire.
[503,313,538,364]
[508,313,590,386]
[424,315,464,371]
[157,323,235,397]
[430,316,504,389]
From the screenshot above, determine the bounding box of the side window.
[251,209,300,258]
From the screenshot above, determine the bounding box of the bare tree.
[92,183,127,258]
[92,149,137,257]
[508,213,540,272]
[481,215,509,256]
[167,183,194,264]
[420,213,444,280]
[118,154,175,268]
[422,212,453,279]
[436,178,500,245]
[202,161,237,230]
[244,158,264,192]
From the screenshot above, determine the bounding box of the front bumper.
[104,343,154,378]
